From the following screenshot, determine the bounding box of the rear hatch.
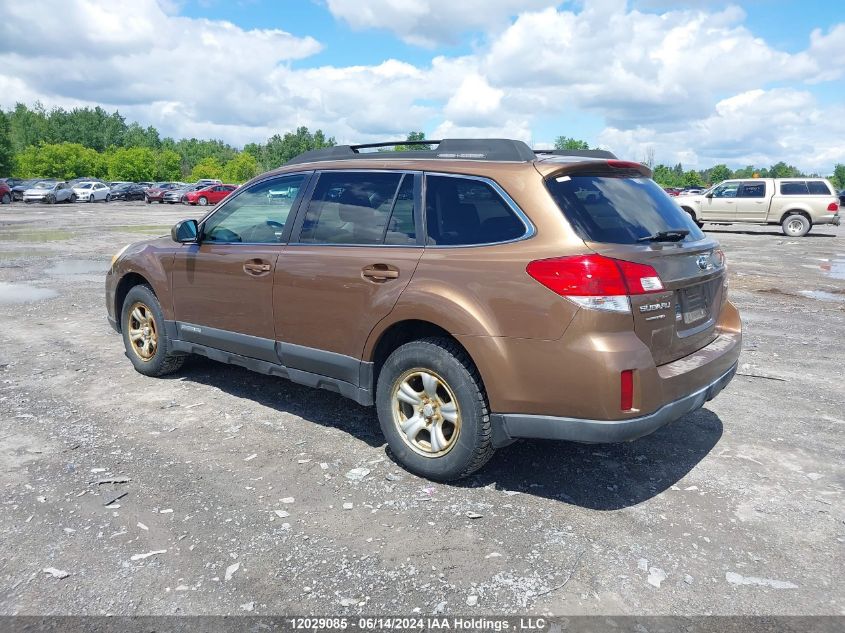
[543,162,725,365]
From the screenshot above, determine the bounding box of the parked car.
[1,177,25,190]
[109,183,147,201]
[677,178,841,236]
[106,138,742,481]
[23,180,76,204]
[163,183,205,204]
[107,181,133,188]
[0,181,11,204]
[72,181,111,202]
[663,187,682,196]
[10,178,40,201]
[137,182,156,189]
[196,179,223,186]
[184,184,237,206]
[69,176,104,186]
[839,189,845,208]
[145,182,184,204]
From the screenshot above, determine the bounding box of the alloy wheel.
[127,301,158,362]
[391,368,461,457]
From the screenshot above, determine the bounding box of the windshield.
[78,183,93,189]
[546,175,705,244]
[33,181,54,189]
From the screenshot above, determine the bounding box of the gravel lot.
[0,200,843,616]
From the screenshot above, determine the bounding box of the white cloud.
[325,0,556,47]
[0,0,843,172]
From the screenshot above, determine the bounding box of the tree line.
[0,103,336,183]
[1,103,842,189]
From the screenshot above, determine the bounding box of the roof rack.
[285,138,538,165]
[534,149,618,159]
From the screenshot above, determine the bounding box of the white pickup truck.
[676,178,841,237]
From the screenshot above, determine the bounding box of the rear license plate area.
[680,285,708,324]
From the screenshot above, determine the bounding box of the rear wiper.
[637,229,689,242]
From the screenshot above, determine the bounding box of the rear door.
[169,172,310,359]
[545,170,725,365]
[275,170,423,366]
[735,180,769,221]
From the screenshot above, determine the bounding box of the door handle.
[243,261,272,275]
[362,264,400,281]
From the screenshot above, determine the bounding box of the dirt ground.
[0,199,843,616]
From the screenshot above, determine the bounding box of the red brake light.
[607,160,644,170]
[827,202,839,212]
[526,254,663,297]
[621,370,634,411]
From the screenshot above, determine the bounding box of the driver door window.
[202,174,307,244]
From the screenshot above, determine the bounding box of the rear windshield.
[546,175,704,244]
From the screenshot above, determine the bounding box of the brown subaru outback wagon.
[106,139,741,481]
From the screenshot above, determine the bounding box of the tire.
[157,199,163,204]
[120,285,185,377]
[88,194,95,203]
[1,193,10,204]
[197,196,208,206]
[46,195,55,204]
[145,196,151,204]
[683,207,704,229]
[69,194,77,203]
[375,337,494,481]
[781,213,810,237]
[105,194,111,202]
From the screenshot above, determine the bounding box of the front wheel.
[69,194,77,203]
[105,194,111,202]
[197,196,208,206]
[782,214,810,237]
[120,285,186,377]
[145,196,151,204]
[683,207,704,229]
[46,195,55,204]
[1,193,10,204]
[376,337,494,481]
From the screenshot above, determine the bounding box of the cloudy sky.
[1,0,843,171]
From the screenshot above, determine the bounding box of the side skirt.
[166,321,374,406]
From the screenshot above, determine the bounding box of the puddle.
[798,290,845,302]
[0,229,75,242]
[108,225,169,234]
[819,259,845,280]
[46,259,109,276]
[0,282,58,305]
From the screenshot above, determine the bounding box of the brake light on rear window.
[526,254,664,313]
[827,202,839,212]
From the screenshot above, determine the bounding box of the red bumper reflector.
[621,369,634,411]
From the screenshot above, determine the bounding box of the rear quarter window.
[546,175,704,244]
[807,181,833,195]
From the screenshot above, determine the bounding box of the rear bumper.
[491,362,736,446]
[816,213,840,226]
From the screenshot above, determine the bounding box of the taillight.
[620,370,634,411]
[827,201,839,212]
[526,254,664,313]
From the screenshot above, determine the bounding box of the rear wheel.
[376,337,494,481]
[121,285,185,377]
[105,194,111,202]
[46,194,55,204]
[782,213,810,237]
[683,207,704,229]
[69,194,77,203]
[1,193,10,204]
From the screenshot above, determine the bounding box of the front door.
[275,171,422,377]
[170,173,310,361]
[700,181,740,221]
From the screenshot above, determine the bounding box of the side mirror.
[171,219,198,243]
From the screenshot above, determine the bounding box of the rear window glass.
[546,176,704,244]
[807,181,832,195]
[425,175,526,245]
[780,181,809,195]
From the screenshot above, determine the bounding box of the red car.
[184,184,237,206]
[145,182,184,204]
[0,181,11,204]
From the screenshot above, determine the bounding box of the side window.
[425,175,525,245]
[738,182,766,198]
[298,172,403,245]
[780,181,809,195]
[807,181,832,195]
[202,174,306,244]
[712,182,739,198]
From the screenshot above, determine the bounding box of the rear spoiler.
[543,159,653,180]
